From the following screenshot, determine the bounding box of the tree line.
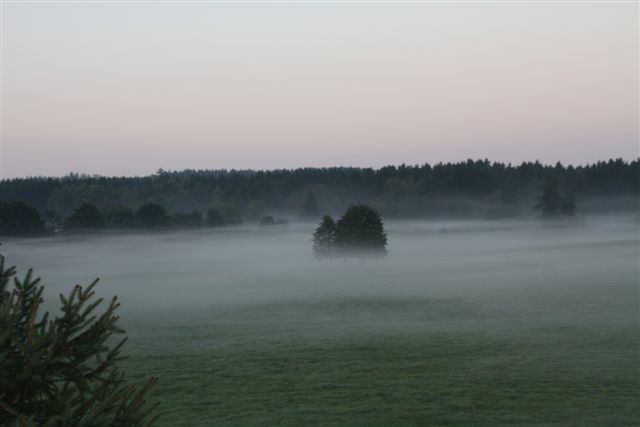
[0,159,636,221]
[0,199,292,236]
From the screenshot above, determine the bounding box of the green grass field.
[124,322,638,426]
[7,219,639,425]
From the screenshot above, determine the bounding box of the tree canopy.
[312,215,336,259]
[312,205,387,260]
[1,159,636,222]
[0,200,46,236]
[135,203,170,228]
[535,174,577,218]
[65,203,106,229]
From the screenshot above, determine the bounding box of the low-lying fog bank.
[2,215,637,352]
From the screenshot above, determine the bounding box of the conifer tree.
[560,192,577,216]
[312,215,337,259]
[0,201,47,236]
[0,254,158,426]
[65,203,106,229]
[535,175,562,217]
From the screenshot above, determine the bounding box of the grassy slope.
[123,299,639,426]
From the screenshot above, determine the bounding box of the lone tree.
[0,254,158,426]
[535,175,562,217]
[535,174,577,218]
[335,205,387,258]
[312,215,336,259]
[65,203,106,229]
[560,192,576,216]
[312,205,387,261]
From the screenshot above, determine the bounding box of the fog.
[1,216,638,355]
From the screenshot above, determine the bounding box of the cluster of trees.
[0,252,157,425]
[62,202,247,231]
[0,200,279,236]
[0,200,46,236]
[535,175,576,218]
[0,159,636,222]
[313,205,387,260]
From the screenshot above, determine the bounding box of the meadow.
[3,216,638,426]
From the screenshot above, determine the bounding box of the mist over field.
[2,1,638,424]
[2,215,638,425]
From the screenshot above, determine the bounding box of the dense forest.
[0,159,637,229]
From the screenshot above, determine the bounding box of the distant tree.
[301,192,319,217]
[246,200,266,221]
[171,210,203,228]
[135,203,170,228]
[0,254,158,426]
[560,192,577,216]
[535,175,578,218]
[219,204,243,225]
[312,215,337,259]
[535,175,562,217]
[335,205,387,258]
[205,208,225,227]
[103,205,136,228]
[0,200,46,236]
[65,203,106,230]
[499,174,520,205]
[43,210,62,234]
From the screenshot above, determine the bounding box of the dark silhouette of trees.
[219,204,243,225]
[312,215,336,259]
[535,175,562,217]
[335,205,387,257]
[43,210,62,234]
[135,203,170,228]
[0,255,158,425]
[206,208,225,227]
[312,205,387,261]
[561,192,577,216]
[171,210,203,228]
[0,200,46,236]
[103,205,136,228]
[535,174,578,218]
[1,158,636,221]
[64,203,106,229]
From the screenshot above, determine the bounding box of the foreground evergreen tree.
[335,205,387,258]
[0,255,158,426]
[312,215,336,259]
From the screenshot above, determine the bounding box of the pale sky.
[1,1,638,178]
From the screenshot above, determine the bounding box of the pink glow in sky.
[1,2,638,178]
